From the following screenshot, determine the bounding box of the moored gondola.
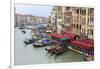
[22,30,26,34]
[24,39,36,45]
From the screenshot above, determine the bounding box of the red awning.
[48,33,80,39]
[48,34,54,36]
[71,40,94,49]
[83,38,94,44]
[63,33,80,39]
[52,34,65,38]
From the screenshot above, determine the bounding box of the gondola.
[22,30,26,34]
[24,39,35,45]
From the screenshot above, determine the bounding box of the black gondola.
[24,39,35,44]
[22,30,26,34]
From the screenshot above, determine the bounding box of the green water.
[14,28,84,65]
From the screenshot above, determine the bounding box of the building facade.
[50,6,73,34]
[15,13,48,27]
[50,6,58,33]
[72,7,94,39]
[50,6,94,39]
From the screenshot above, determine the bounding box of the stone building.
[15,13,48,26]
[50,6,94,39]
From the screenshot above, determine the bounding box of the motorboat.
[33,38,54,47]
[33,41,43,47]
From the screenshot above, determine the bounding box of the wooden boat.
[55,46,64,54]
[45,46,64,54]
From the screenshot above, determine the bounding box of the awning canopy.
[48,33,80,39]
[53,34,65,38]
[70,39,94,49]
[83,38,94,44]
[63,33,80,39]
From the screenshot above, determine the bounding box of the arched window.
[74,24,75,28]
[76,24,78,29]
[80,25,81,29]
[82,29,84,34]
[90,29,91,35]
[84,29,85,34]
[82,9,86,15]
[91,29,93,35]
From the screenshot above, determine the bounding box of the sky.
[15,4,52,18]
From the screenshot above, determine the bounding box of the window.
[90,29,93,35]
[65,7,71,11]
[92,30,93,35]
[89,16,94,26]
[87,17,90,25]
[90,16,94,22]
[82,18,86,25]
[90,8,94,13]
[80,25,81,29]
[88,9,90,15]
[58,15,62,19]
[88,8,94,15]
[76,9,79,14]
[87,29,90,35]
[76,24,78,29]
[82,9,86,15]
[84,29,85,34]
[73,24,75,28]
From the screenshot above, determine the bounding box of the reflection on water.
[14,28,84,65]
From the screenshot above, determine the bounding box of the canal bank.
[14,28,84,65]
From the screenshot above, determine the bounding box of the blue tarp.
[42,39,49,43]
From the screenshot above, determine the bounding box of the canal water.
[14,27,84,65]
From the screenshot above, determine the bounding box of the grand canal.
[14,26,84,65]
